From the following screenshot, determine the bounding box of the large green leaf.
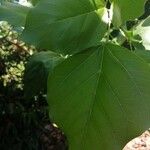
[24,51,64,98]
[47,43,150,150]
[110,0,146,26]
[0,2,30,27]
[21,0,107,55]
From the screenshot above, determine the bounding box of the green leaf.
[24,51,64,98]
[0,2,30,27]
[29,0,40,6]
[110,0,146,26]
[21,0,107,55]
[142,15,150,27]
[133,42,146,50]
[47,43,150,150]
[131,35,145,50]
[135,49,150,64]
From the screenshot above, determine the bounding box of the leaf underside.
[47,43,150,150]
[111,0,146,26]
[0,2,30,27]
[21,0,107,54]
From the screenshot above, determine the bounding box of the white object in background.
[18,0,32,7]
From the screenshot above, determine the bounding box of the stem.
[106,8,111,42]
[120,27,135,51]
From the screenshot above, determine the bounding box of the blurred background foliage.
[0,22,67,150]
[0,21,44,150]
[0,21,34,89]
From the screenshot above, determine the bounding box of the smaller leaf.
[134,22,150,50]
[29,0,39,6]
[142,16,150,27]
[0,2,30,27]
[21,0,107,55]
[133,42,146,50]
[111,0,146,26]
[24,51,64,98]
[110,2,122,27]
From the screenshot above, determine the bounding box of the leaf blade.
[47,44,150,150]
[21,0,107,54]
[24,51,64,98]
[0,2,30,27]
[111,0,147,26]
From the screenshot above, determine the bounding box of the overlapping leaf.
[47,43,150,150]
[142,16,150,27]
[21,0,107,55]
[24,51,64,98]
[0,2,30,27]
[110,0,147,26]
